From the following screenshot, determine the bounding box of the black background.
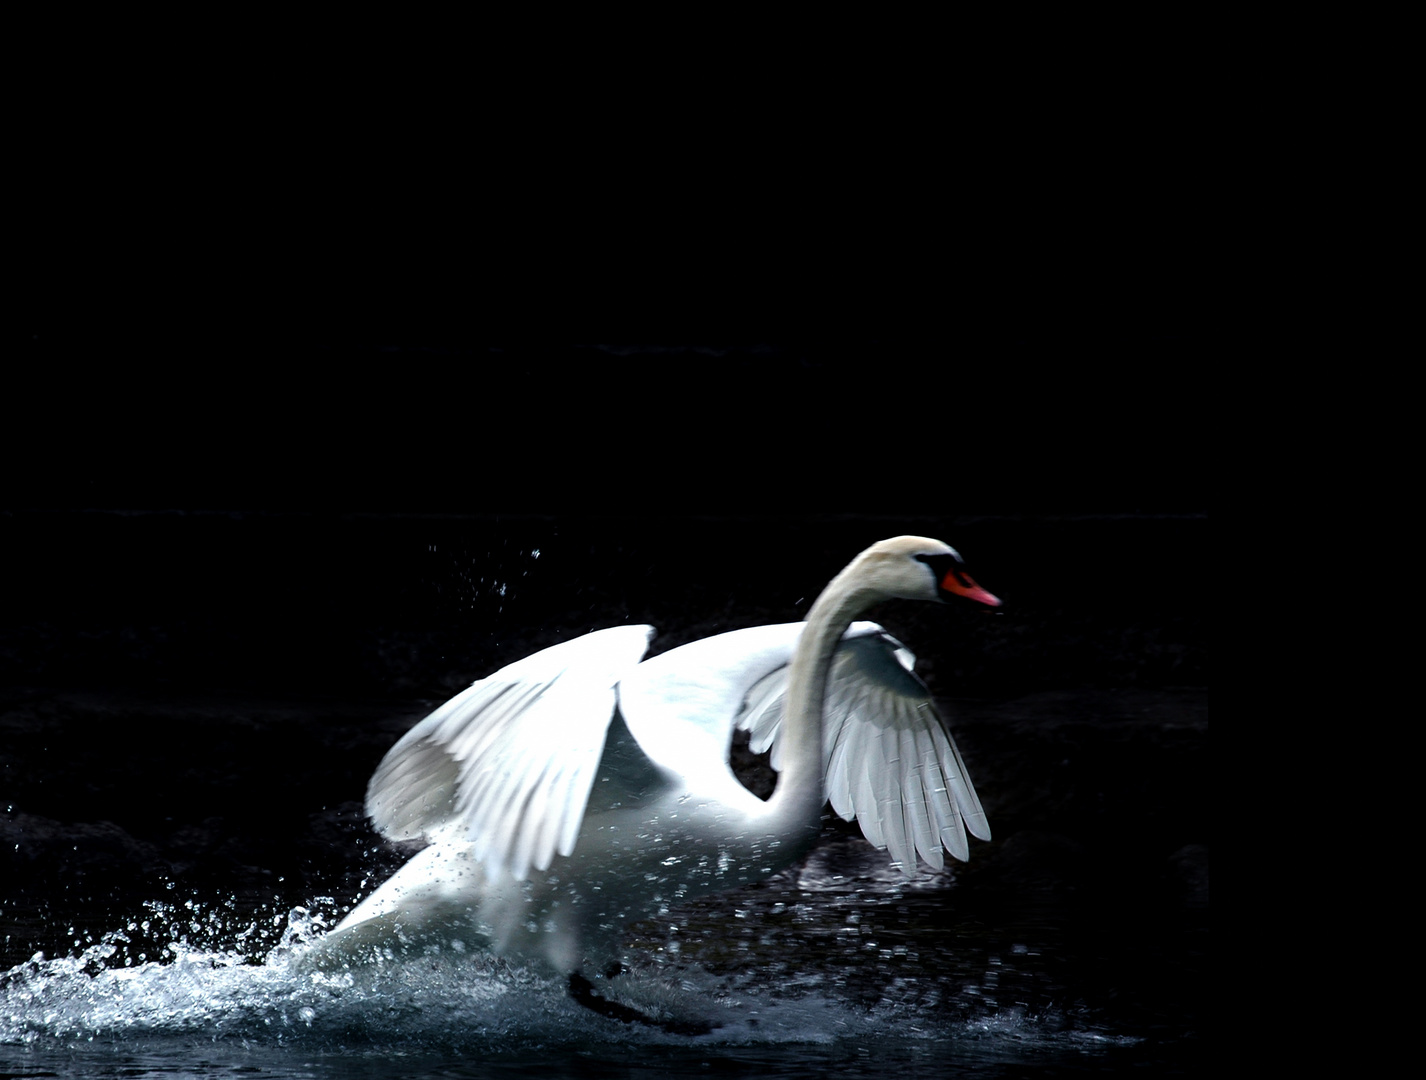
[4,86,1208,1067]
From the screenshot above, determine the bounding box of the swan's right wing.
[616,619,988,874]
[365,625,654,881]
[738,629,990,873]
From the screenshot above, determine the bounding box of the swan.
[315,535,1000,1010]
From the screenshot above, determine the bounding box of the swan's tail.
[303,842,491,970]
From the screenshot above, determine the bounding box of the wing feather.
[901,726,940,869]
[853,729,885,848]
[819,633,989,872]
[729,626,990,874]
[365,625,654,881]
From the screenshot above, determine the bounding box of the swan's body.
[319,536,999,979]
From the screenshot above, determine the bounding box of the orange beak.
[941,570,1001,607]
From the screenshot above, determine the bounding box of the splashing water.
[0,878,1149,1079]
[3,900,539,1047]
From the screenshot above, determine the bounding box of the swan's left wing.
[738,629,990,873]
[365,625,654,880]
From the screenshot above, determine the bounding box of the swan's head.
[855,535,1002,607]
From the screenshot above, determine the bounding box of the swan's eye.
[915,553,959,586]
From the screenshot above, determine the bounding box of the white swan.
[318,536,1000,985]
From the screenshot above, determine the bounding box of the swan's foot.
[567,972,716,1036]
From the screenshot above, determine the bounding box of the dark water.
[1,513,1207,1077]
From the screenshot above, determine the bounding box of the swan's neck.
[764,567,878,843]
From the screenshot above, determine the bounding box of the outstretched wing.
[365,625,655,880]
[737,628,990,873]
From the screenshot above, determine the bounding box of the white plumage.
[318,536,998,976]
